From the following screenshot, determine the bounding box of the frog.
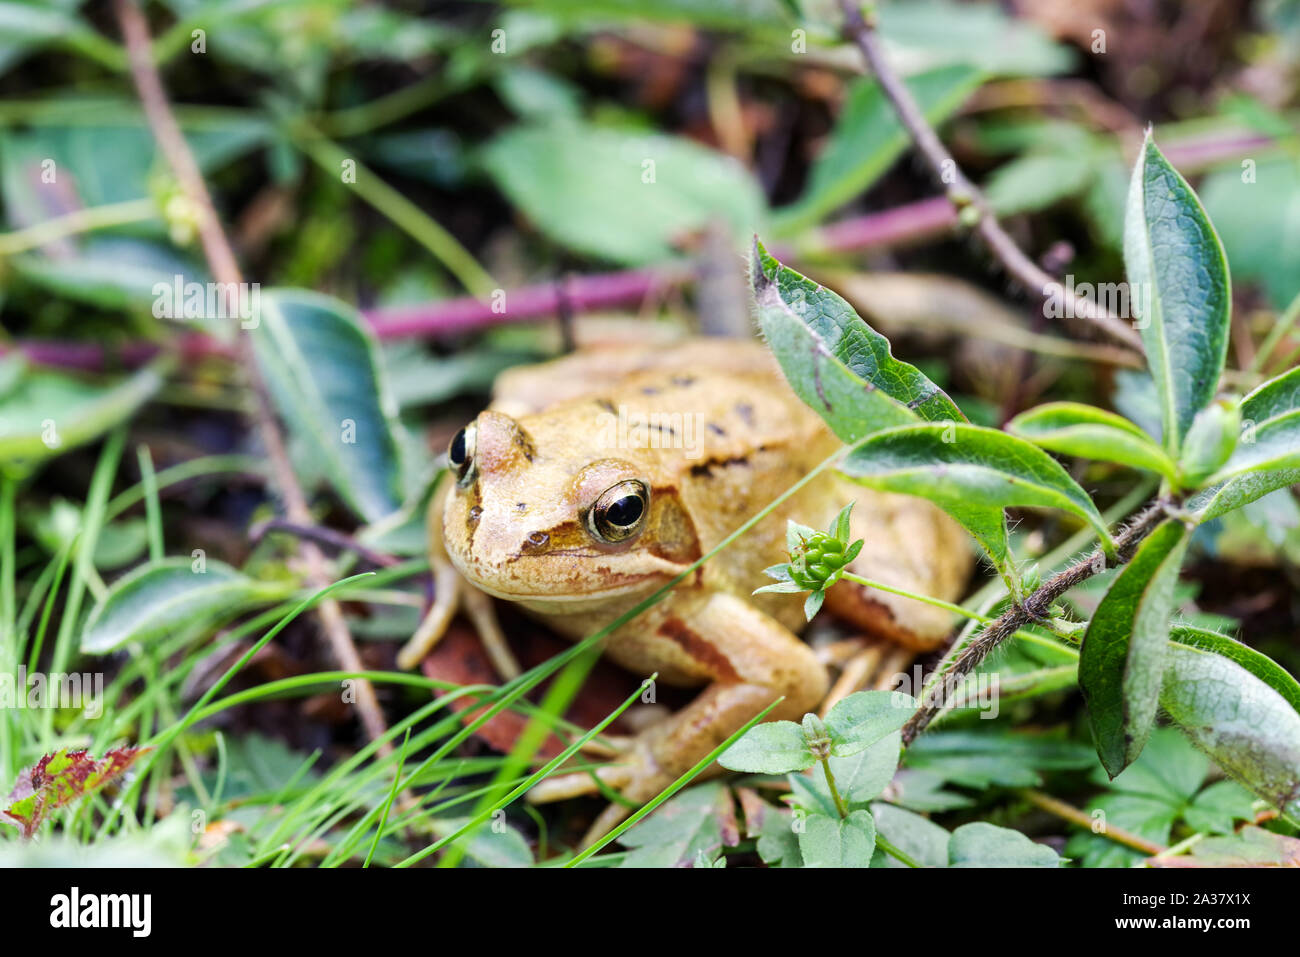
[397,338,973,842]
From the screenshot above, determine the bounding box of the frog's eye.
[448,423,477,487]
[587,480,650,544]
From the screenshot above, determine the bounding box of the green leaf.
[1170,625,1300,716]
[618,782,734,868]
[751,240,964,444]
[819,732,903,808]
[840,422,1114,565]
[2,747,148,839]
[823,690,915,758]
[428,817,533,868]
[0,358,162,472]
[1122,133,1231,455]
[948,822,1060,867]
[875,0,1075,77]
[480,121,764,266]
[774,65,982,232]
[985,152,1094,217]
[1194,367,1300,509]
[1163,639,1300,824]
[80,557,286,654]
[1080,520,1190,777]
[903,730,1095,789]
[252,289,406,523]
[1200,156,1300,310]
[1183,780,1257,836]
[797,809,876,868]
[869,802,949,868]
[1007,401,1177,481]
[718,721,814,774]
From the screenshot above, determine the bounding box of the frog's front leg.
[531,589,829,846]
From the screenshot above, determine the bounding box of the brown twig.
[115,0,392,750]
[901,500,1170,744]
[1019,788,1167,856]
[837,0,1143,352]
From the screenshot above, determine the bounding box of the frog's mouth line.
[463,578,659,604]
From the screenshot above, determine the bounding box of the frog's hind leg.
[397,481,522,679]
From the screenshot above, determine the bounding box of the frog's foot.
[396,557,522,679]
[819,636,914,717]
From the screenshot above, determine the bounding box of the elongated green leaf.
[1123,133,1231,454]
[1196,366,1300,503]
[840,423,1114,564]
[81,557,286,654]
[1079,520,1190,777]
[1162,641,1300,825]
[774,65,982,232]
[0,357,162,472]
[252,289,406,522]
[1191,467,1300,523]
[481,121,764,266]
[1170,626,1300,718]
[751,240,964,443]
[1241,364,1300,425]
[798,810,876,868]
[1007,401,1177,481]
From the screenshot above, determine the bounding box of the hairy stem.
[901,499,1169,745]
[837,0,1142,351]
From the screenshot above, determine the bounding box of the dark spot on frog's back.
[594,398,617,415]
[657,617,739,681]
[734,402,755,427]
[513,428,536,462]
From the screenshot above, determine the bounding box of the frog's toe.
[527,763,635,804]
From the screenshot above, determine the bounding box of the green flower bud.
[1179,398,1241,486]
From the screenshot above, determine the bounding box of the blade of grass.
[364,728,410,868]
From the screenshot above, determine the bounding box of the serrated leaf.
[823,690,914,758]
[1123,133,1231,455]
[797,809,876,868]
[948,822,1060,867]
[617,782,733,868]
[1080,520,1190,777]
[252,289,406,523]
[718,721,814,774]
[799,732,903,812]
[80,558,285,654]
[1162,640,1300,824]
[1007,401,1177,481]
[751,240,964,444]
[2,747,147,839]
[775,65,983,232]
[840,422,1114,564]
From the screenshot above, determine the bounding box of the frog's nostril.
[523,531,549,550]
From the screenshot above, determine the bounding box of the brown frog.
[398,339,972,840]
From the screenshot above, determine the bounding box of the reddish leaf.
[2,747,148,838]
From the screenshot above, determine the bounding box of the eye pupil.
[588,480,650,543]
[448,428,467,466]
[604,494,643,527]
